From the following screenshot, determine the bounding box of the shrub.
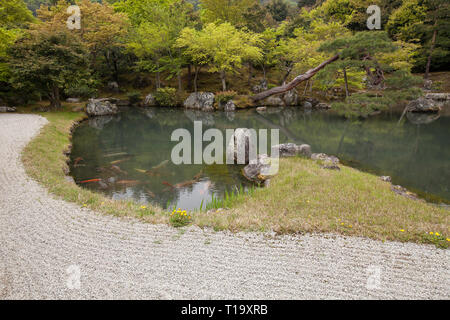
[65,85,97,99]
[154,87,178,106]
[127,91,142,105]
[216,90,237,104]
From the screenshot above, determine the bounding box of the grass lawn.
[21,108,449,248]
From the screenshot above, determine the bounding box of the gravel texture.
[0,114,448,300]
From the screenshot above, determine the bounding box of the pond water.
[70,107,450,210]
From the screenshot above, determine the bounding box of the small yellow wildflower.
[349,225,353,228]
[400,229,405,232]
[429,232,434,235]
[141,206,147,209]
[446,238,450,242]
[341,223,345,226]
[435,232,440,236]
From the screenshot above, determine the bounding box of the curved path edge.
[0,113,448,299]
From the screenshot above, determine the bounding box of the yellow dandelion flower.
[435,232,440,236]
[400,229,405,232]
[429,232,434,235]
[446,238,450,242]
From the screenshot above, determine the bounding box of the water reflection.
[70,107,450,208]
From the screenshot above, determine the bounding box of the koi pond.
[70,107,450,210]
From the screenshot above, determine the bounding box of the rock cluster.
[184,92,215,111]
[86,98,119,117]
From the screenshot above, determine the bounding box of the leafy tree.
[258,25,286,82]
[177,22,262,91]
[297,0,317,9]
[8,25,91,108]
[387,0,450,77]
[320,31,422,117]
[199,0,257,26]
[1,0,34,26]
[266,0,289,22]
[0,0,34,85]
[277,17,350,87]
[36,0,129,81]
[242,2,275,33]
[118,0,196,90]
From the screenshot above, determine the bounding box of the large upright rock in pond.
[184,92,215,111]
[86,98,118,117]
[242,154,278,185]
[272,143,312,158]
[227,128,257,164]
[407,97,441,113]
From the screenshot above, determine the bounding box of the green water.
[70,107,450,210]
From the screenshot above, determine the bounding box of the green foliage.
[215,91,237,104]
[119,0,196,87]
[266,0,289,22]
[154,87,178,106]
[203,185,256,211]
[8,27,91,108]
[387,0,450,72]
[176,22,262,89]
[0,0,34,28]
[199,0,257,26]
[65,84,98,99]
[126,90,142,104]
[0,0,34,82]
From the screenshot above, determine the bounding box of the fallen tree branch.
[250,54,340,102]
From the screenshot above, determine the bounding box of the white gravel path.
[0,113,448,300]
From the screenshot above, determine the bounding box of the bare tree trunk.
[194,66,201,92]
[425,24,438,80]
[251,54,340,102]
[177,72,182,92]
[49,85,61,109]
[220,70,227,91]
[343,67,350,97]
[281,66,293,85]
[187,64,192,91]
[302,80,309,96]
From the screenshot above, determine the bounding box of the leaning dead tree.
[251,54,340,102]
